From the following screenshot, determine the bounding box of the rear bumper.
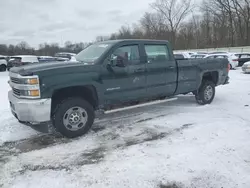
[8,91,51,123]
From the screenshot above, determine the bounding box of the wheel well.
[202,71,218,85]
[51,85,98,115]
[0,64,6,67]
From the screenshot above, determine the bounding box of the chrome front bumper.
[8,91,51,123]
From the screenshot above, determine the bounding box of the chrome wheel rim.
[204,85,213,101]
[63,107,88,131]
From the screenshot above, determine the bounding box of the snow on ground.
[0,69,250,188]
[0,72,39,144]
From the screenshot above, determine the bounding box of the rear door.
[143,43,177,97]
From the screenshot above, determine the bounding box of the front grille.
[10,77,21,84]
[12,87,21,96]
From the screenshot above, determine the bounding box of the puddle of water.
[159,182,184,188]
[76,147,106,166]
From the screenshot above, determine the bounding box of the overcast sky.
[0,0,155,47]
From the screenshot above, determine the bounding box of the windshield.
[75,43,111,63]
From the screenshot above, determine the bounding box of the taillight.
[227,63,230,72]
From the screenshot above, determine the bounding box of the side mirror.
[109,57,125,67]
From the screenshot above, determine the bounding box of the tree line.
[0,41,91,56]
[1,0,250,56]
[107,0,250,50]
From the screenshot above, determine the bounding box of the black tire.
[52,98,95,138]
[230,64,233,70]
[195,80,215,105]
[0,65,6,72]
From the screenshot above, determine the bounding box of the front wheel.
[195,80,215,105]
[53,98,95,138]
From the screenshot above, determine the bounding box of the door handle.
[134,68,145,73]
[169,66,175,69]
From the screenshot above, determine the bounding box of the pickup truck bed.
[176,59,229,95]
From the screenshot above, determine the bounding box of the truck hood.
[10,61,96,76]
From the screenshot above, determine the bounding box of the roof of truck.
[97,39,169,44]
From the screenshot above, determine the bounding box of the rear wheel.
[195,80,215,105]
[52,98,95,138]
[0,65,6,72]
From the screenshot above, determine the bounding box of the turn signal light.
[227,63,230,72]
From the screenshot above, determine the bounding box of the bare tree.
[151,0,194,47]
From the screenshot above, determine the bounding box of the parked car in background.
[7,55,39,70]
[204,53,238,69]
[54,52,76,61]
[174,52,191,59]
[196,52,208,54]
[230,53,250,67]
[55,57,70,62]
[38,56,57,63]
[208,51,229,55]
[242,61,250,73]
[185,51,196,56]
[190,54,207,59]
[0,55,7,72]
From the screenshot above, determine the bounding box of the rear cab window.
[144,44,170,63]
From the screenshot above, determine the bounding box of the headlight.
[9,72,41,99]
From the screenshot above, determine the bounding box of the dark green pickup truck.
[8,39,230,138]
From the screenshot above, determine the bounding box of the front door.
[144,44,177,97]
[101,44,147,105]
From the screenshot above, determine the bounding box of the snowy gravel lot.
[0,69,250,188]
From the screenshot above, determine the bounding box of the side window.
[111,45,140,65]
[216,55,225,59]
[240,54,250,58]
[144,45,169,63]
[207,56,215,59]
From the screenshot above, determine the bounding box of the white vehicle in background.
[208,51,229,54]
[54,52,76,61]
[7,55,39,70]
[69,56,77,62]
[0,55,7,72]
[174,52,192,59]
[190,54,207,59]
[242,61,250,73]
[204,53,238,69]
